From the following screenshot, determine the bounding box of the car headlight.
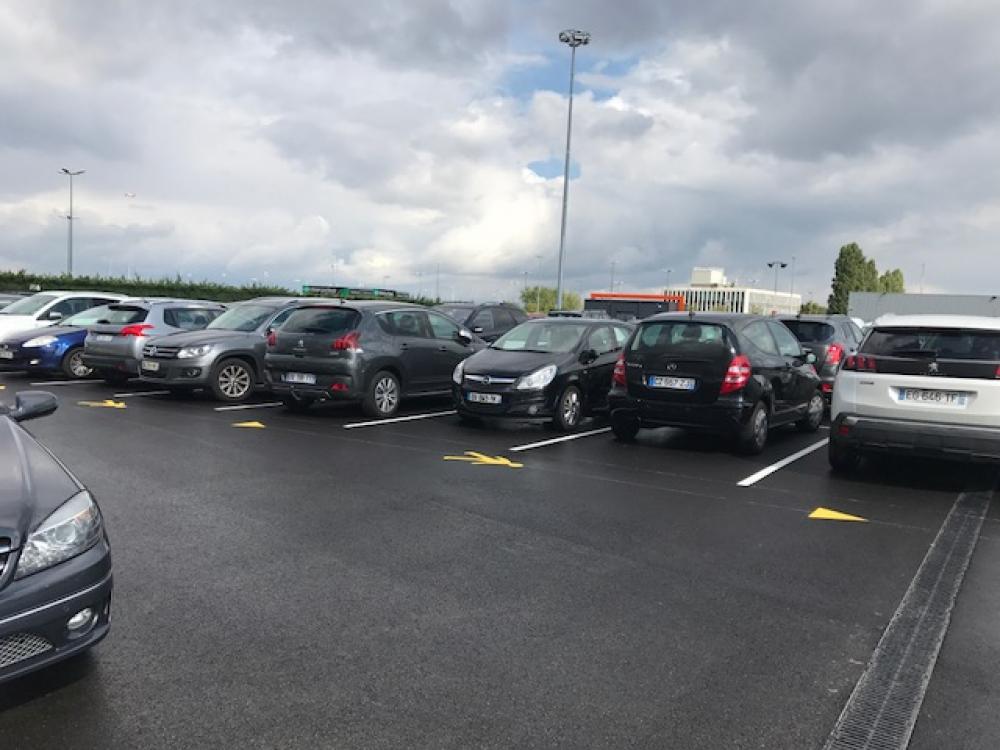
[15,491,104,580]
[515,364,558,390]
[23,335,57,348]
[452,360,465,385]
[177,344,213,359]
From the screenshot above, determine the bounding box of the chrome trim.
[465,374,517,384]
[0,572,112,627]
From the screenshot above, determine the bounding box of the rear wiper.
[889,348,938,358]
[300,326,329,334]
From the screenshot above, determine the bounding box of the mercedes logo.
[665,362,678,371]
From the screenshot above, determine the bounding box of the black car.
[777,314,863,403]
[608,313,824,454]
[453,318,634,430]
[0,392,112,683]
[266,301,485,417]
[433,302,528,342]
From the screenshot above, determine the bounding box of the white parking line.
[343,410,456,429]
[737,438,829,487]
[509,427,612,453]
[214,402,285,412]
[113,390,172,398]
[29,380,89,386]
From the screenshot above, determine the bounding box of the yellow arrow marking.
[232,421,266,429]
[809,507,868,523]
[78,399,127,409]
[443,451,523,468]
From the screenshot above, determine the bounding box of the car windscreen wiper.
[889,348,938,358]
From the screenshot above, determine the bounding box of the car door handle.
[399,342,409,350]
[438,345,448,352]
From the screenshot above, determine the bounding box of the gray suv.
[83,299,226,385]
[138,297,312,402]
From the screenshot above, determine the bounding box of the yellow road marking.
[232,421,266,429]
[77,399,127,409]
[443,451,523,468]
[809,506,868,523]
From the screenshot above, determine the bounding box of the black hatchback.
[608,313,823,453]
[453,318,634,430]
[433,302,528,342]
[777,314,863,404]
[265,301,485,417]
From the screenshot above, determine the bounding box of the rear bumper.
[831,413,1000,461]
[82,353,139,374]
[608,388,752,435]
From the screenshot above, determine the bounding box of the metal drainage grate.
[0,633,54,669]
[823,491,991,750]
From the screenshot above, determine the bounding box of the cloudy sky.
[2,0,1000,303]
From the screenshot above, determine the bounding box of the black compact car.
[777,314,863,403]
[0,391,112,683]
[433,302,528,342]
[608,313,824,454]
[453,318,635,430]
[266,301,485,417]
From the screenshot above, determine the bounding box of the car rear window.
[282,307,361,335]
[781,320,835,343]
[861,327,1000,361]
[96,305,148,324]
[436,306,473,322]
[631,322,729,353]
[164,308,222,330]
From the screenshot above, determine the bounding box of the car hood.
[148,329,256,347]
[0,417,81,548]
[0,315,43,336]
[463,347,572,378]
[0,325,84,345]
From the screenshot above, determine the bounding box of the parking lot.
[1,372,998,749]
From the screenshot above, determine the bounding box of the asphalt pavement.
[0,372,997,749]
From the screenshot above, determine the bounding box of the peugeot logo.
[665,362,678,371]
[297,340,304,348]
[928,362,939,375]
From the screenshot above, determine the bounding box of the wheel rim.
[374,377,398,414]
[69,351,91,378]
[562,389,581,426]
[808,394,824,424]
[754,408,768,447]
[219,364,252,399]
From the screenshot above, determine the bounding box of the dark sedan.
[453,318,634,430]
[0,392,112,683]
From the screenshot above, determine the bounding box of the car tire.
[210,358,255,403]
[611,411,640,442]
[797,392,825,433]
[552,385,583,431]
[828,440,862,474]
[362,370,401,418]
[61,347,92,379]
[102,371,130,386]
[737,401,769,455]
[282,395,314,413]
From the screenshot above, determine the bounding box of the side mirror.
[579,348,598,365]
[47,311,64,321]
[456,328,473,344]
[8,391,58,422]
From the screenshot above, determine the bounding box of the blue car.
[0,304,120,379]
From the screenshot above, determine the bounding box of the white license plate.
[92,334,113,343]
[647,375,696,390]
[0,350,12,360]
[896,387,968,407]
[283,372,316,385]
[467,392,502,404]
[141,360,160,372]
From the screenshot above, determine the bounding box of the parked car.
[0,303,130,379]
[777,314,864,403]
[0,293,27,310]
[0,291,124,337]
[83,299,226,385]
[0,391,112,684]
[266,301,485,417]
[138,297,315,402]
[830,315,1000,472]
[453,318,634,430]
[547,309,611,320]
[608,313,824,454]
[433,302,528,342]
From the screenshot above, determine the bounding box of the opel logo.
[483,375,492,385]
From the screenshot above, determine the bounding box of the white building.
[665,267,801,315]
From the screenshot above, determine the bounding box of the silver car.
[82,299,226,385]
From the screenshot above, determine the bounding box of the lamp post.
[767,261,788,294]
[790,255,796,295]
[664,267,673,292]
[535,254,542,313]
[609,259,616,292]
[554,28,590,310]
[61,168,85,276]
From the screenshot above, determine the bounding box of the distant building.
[849,292,1000,322]
[665,267,801,315]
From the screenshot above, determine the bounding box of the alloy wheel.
[753,408,768,449]
[375,376,398,414]
[808,394,824,426]
[69,350,92,378]
[219,364,252,399]
[562,389,581,426]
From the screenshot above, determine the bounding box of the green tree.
[878,269,905,294]
[520,286,582,313]
[827,243,880,314]
[800,301,827,314]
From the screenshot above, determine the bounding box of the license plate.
[283,372,316,385]
[92,334,113,343]
[647,375,696,390]
[141,360,160,372]
[896,387,967,407]
[467,392,502,404]
[0,350,12,360]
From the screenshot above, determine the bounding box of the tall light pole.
[663,267,673,292]
[534,254,543,313]
[61,168,85,276]
[554,28,590,310]
[767,261,788,294]
[609,259,616,292]
[790,255,796,294]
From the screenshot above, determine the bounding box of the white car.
[0,291,124,337]
[830,314,1000,471]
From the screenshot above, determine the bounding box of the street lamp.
[767,261,788,294]
[554,28,590,310]
[61,168,85,276]
[609,259,616,292]
[663,267,673,292]
[535,254,543,313]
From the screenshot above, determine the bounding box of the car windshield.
[781,320,836,343]
[862,327,1000,360]
[0,293,57,315]
[62,305,115,326]
[207,304,277,332]
[492,322,587,353]
[631,321,729,353]
[436,305,473,322]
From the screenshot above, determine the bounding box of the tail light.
[612,353,626,386]
[332,331,361,352]
[826,343,843,366]
[720,355,752,394]
[843,354,877,371]
[266,329,276,347]
[995,365,1000,379]
[821,382,833,393]
[120,323,153,337]
[330,382,349,392]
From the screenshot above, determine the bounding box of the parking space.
[0,370,997,748]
